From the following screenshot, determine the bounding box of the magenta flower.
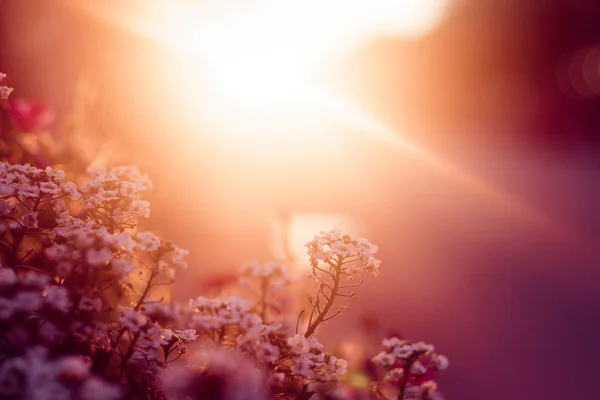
[8,98,55,132]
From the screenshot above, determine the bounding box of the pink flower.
[8,99,55,132]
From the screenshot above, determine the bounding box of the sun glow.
[73,0,565,237]
[73,0,449,161]
[77,0,448,110]
[186,0,448,109]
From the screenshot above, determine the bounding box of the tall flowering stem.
[304,256,342,338]
[239,261,294,322]
[303,230,380,338]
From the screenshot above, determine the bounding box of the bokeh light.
[557,44,600,99]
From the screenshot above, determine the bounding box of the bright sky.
[73,0,568,253]
[76,0,448,109]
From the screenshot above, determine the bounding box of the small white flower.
[135,232,161,252]
[387,367,404,381]
[382,337,408,350]
[60,181,81,199]
[239,313,263,335]
[111,259,134,278]
[0,87,12,100]
[393,344,414,359]
[410,360,427,376]
[434,354,449,370]
[329,357,348,375]
[118,306,148,332]
[0,183,15,196]
[113,232,135,250]
[413,341,435,354]
[287,334,311,355]
[54,356,90,381]
[39,181,62,195]
[0,73,13,99]
[85,248,113,267]
[128,200,150,218]
[175,329,198,342]
[306,230,380,276]
[159,329,175,346]
[256,342,280,363]
[292,356,312,376]
[421,380,439,394]
[44,286,71,313]
[17,184,40,198]
[22,211,38,229]
[372,351,396,368]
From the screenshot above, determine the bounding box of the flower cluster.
[301,230,381,340]
[0,346,121,400]
[240,260,295,288]
[306,229,380,277]
[370,338,449,399]
[158,347,266,400]
[188,296,259,335]
[0,162,79,219]
[81,166,152,230]
[0,160,196,398]
[284,333,348,382]
[239,260,297,321]
[0,73,448,399]
[0,157,449,400]
[134,231,188,278]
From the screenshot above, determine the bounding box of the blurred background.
[2,0,600,399]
